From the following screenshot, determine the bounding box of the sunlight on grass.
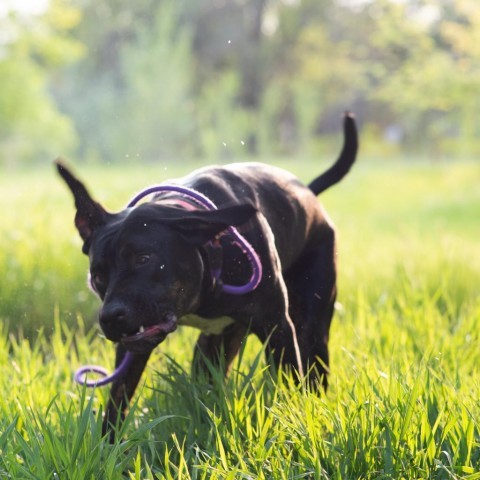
[0,159,479,478]
[0,291,478,478]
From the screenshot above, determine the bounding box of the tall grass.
[0,159,479,478]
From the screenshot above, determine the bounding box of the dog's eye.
[90,272,106,293]
[135,253,151,266]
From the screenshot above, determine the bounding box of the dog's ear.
[55,159,109,252]
[167,203,257,246]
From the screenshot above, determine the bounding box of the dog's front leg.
[102,344,151,442]
[254,216,305,379]
[192,322,249,379]
[258,286,305,380]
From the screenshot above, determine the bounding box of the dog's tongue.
[121,314,177,353]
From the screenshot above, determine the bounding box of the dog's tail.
[307,112,358,196]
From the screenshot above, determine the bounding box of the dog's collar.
[127,184,263,295]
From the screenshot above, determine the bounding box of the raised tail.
[307,112,358,196]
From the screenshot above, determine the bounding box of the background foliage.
[2,0,480,166]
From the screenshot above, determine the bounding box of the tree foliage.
[0,0,83,165]
[1,0,480,165]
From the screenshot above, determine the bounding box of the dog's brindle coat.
[57,113,358,438]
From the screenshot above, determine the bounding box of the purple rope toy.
[75,184,263,387]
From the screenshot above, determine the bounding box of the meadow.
[0,158,479,479]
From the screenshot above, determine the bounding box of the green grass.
[0,158,479,478]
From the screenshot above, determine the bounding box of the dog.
[56,112,358,438]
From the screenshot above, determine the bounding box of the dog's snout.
[100,303,129,329]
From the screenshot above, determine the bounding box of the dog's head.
[55,160,256,354]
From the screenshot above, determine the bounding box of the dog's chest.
[177,314,234,335]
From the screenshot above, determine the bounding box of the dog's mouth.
[120,313,177,354]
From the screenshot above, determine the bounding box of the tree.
[118,0,197,161]
[57,0,199,162]
[0,0,83,166]
[365,0,480,155]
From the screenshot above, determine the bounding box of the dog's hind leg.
[192,322,249,378]
[102,345,151,442]
[285,230,337,390]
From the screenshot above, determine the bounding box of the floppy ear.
[165,203,257,246]
[55,159,109,253]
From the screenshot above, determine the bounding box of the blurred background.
[2,0,480,167]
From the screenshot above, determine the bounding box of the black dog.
[56,113,357,437]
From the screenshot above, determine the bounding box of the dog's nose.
[100,303,129,330]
